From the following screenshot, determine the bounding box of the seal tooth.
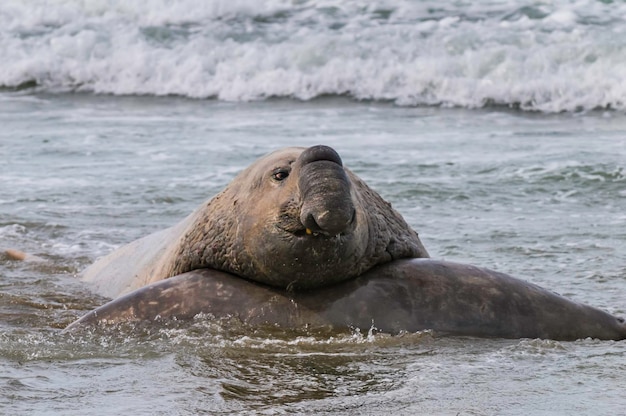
[306,228,312,235]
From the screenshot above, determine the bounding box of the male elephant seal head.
[166,145,429,290]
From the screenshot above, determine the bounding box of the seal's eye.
[272,168,290,181]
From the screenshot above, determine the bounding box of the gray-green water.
[1,93,625,414]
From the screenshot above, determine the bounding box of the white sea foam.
[1,0,625,112]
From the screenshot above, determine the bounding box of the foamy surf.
[1,0,625,112]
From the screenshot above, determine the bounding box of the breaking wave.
[1,0,625,112]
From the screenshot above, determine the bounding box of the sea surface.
[1,1,625,415]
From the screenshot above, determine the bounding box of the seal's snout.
[297,145,356,237]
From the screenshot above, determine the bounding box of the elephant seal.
[73,145,626,341]
[82,145,428,298]
[67,259,626,341]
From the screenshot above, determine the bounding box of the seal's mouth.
[278,209,356,239]
[294,227,322,237]
[286,225,339,238]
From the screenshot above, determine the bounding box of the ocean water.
[1,1,626,415]
[2,0,626,111]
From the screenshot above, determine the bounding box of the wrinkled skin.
[83,146,428,297]
[166,146,428,289]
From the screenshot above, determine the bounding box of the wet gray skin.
[66,259,626,341]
